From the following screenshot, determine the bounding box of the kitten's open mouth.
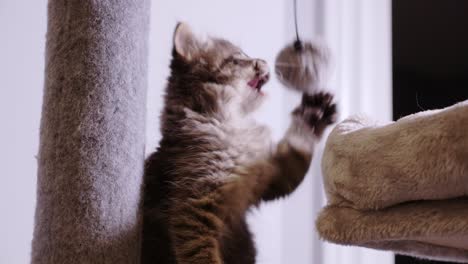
[248,74,269,93]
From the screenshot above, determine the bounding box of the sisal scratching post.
[31,0,150,263]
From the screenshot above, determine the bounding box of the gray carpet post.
[31,1,150,263]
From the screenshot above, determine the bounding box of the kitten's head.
[166,23,270,116]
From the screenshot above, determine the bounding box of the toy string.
[293,0,302,50]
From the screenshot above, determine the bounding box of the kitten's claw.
[293,92,338,137]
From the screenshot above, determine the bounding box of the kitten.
[141,23,337,264]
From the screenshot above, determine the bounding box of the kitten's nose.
[254,59,269,75]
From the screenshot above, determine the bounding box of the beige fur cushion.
[316,100,468,262]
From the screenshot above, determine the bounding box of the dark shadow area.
[393,0,468,263]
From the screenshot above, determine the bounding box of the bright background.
[1,0,392,263]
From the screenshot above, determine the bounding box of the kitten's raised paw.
[293,92,338,137]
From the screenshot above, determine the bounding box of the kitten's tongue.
[248,74,269,94]
[248,78,260,89]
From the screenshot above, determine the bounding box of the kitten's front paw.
[292,92,338,137]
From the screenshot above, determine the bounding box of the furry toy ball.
[275,40,329,94]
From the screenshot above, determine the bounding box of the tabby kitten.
[141,23,337,264]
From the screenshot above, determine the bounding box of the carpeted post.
[31,0,150,263]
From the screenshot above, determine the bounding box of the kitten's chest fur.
[216,118,271,166]
[174,113,272,181]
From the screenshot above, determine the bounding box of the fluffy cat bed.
[316,100,468,263]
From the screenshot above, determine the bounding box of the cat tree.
[31,0,150,263]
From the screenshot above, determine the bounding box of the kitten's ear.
[173,22,201,61]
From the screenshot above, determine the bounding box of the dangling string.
[293,0,303,50]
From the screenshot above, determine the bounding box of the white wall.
[0,1,47,263]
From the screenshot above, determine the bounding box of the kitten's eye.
[225,56,239,66]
